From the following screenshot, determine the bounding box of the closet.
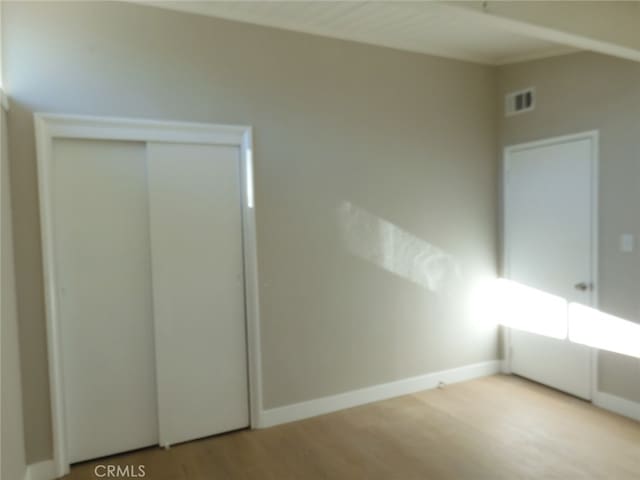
[39,115,254,468]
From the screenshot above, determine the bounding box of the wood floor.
[68,375,640,479]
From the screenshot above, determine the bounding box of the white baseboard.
[24,460,56,480]
[258,360,500,428]
[593,391,640,422]
[500,359,511,374]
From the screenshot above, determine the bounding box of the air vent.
[505,88,535,116]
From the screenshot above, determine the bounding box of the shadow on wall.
[337,201,460,294]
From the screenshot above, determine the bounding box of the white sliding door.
[38,115,256,475]
[147,143,249,447]
[53,139,159,463]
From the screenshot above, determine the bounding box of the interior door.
[147,142,249,447]
[53,139,159,463]
[504,134,596,399]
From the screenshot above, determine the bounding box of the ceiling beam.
[444,1,640,63]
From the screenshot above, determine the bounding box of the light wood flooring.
[68,374,640,479]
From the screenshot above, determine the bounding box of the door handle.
[574,282,591,291]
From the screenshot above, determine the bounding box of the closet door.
[146,142,249,446]
[52,139,158,463]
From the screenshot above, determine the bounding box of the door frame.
[35,113,263,477]
[501,130,599,399]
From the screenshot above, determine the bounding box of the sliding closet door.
[52,139,158,463]
[146,143,249,446]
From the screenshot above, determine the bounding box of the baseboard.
[500,359,511,374]
[593,391,640,422]
[258,360,500,428]
[24,460,56,480]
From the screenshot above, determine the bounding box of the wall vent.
[505,88,535,116]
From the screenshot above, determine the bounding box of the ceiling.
[136,1,578,65]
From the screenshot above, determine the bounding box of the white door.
[504,133,597,399]
[147,143,249,447]
[53,139,159,463]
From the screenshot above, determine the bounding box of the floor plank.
[67,375,640,479]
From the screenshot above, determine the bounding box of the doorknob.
[574,282,591,291]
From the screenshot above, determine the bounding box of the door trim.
[502,130,599,399]
[35,113,263,477]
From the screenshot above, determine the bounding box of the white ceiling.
[136,1,578,65]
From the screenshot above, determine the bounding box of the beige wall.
[2,102,27,480]
[498,52,640,403]
[5,1,499,463]
[2,108,27,480]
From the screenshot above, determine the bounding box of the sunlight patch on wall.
[495,279,568,339]
[569,303,640,358]
[338,202,459,293]
[469,277,504,328]
[495,279,640,358]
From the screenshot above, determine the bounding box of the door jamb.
[35,113,263,477]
